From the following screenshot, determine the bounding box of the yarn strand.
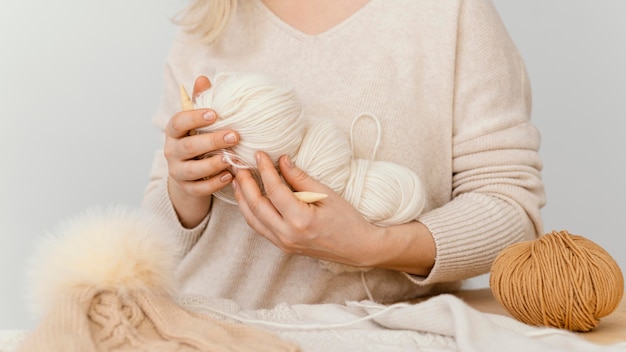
[349,113,381,160]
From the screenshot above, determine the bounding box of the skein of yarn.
[489,230,624,332]
[193,72,427,273]
[193,72,425,219]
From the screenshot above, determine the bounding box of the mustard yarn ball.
[489,230,624,332]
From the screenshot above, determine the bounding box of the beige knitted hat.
[19,207,299,352]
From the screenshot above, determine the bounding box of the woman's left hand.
[232,151,384,268]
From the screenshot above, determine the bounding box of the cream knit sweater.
[141,0,545,309]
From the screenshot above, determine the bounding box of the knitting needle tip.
[180,84,194,111]
[293,191,328,203]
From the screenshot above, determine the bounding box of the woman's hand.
[164,76,240,228]
[232,152,437,275]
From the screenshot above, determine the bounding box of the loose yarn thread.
[489,230,624,332]
[194,72,426,273]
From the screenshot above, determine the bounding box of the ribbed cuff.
[141,177,210,258]
[404,192,529,286]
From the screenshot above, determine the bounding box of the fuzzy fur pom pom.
[26,206,179,318]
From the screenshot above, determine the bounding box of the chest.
[179,1,458,206]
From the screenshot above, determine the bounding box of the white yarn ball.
[195,72,305,166]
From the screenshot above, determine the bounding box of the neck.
[260,0,370,35]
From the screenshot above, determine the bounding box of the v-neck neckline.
[253,0,376,41]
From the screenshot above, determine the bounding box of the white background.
[1,1,624,330]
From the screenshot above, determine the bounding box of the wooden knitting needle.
[292,191,328,203]
[179,84,327,203]
[180,84,198,136]
[180,84,194,111]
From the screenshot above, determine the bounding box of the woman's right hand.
[164,76,240,228]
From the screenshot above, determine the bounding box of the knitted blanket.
[3,293,625,352]
[176,293,626,352]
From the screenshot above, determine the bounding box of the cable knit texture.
[141,0,545,309]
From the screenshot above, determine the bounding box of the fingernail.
[220,173,232,183]
[255,152,261,164]
[224,132,237,144]
[284,155,294,168]
[203,110,216,121]
[231,179,238,191]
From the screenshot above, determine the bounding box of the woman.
[141,0,545,309]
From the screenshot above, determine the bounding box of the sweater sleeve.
[408,0,546,285]
[140,51,209,258]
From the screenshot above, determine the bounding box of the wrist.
[167,177,212,229]
[365,221,436,277]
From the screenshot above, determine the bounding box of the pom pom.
[26,206,179,318]
[489,230,624,332]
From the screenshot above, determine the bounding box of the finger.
[167,109,218,139]
[254,152,304,205]
[279,154,330,195]
[232,177,271,237]
[235,166,287,225]
[192,76,212,100]
[233,170,287,245]
[173,130,240,160]
[177,170,233,198]
[235,164,321,256]
[172,154,231,182]
[254,152,320,222]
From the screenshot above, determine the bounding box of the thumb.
[192,76,212,101]
[278,155,330,194]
